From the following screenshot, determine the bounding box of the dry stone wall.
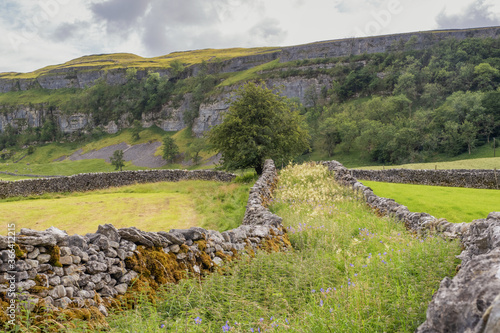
[352,168,500,190]
[0,169,236,199]
[321,160,500,333]
[0,160,291,327]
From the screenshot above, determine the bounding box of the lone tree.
[110,150,125,171]
[208,82,310,174]
[185,138,207,165]
[131,120,142,141]
[162,136,179,163]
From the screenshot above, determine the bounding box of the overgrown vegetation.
[50,163,460,332]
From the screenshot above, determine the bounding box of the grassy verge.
[219,59,281,87]
[356,157,500,170]
[0,88,80,106]
[65,163,460,332]
[0,159,142,178]
[0,180,250,235]
[360,180,500,223]
[299,142,499,169]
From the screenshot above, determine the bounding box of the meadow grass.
[0,159,141,179]
[354,145,500,170]
[0,180,250,235]
[219,59,281,87]
[0,88,80,106]
[357,157,500,170]
[67,163,460,332]
[360,180,500,223]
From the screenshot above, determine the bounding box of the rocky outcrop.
[279,27,500,62]
[352,168,500,190]
[0,68,169,93]
[0,107,91,134]
[417,212,500,333]
[2,27,498,137]
[322,160,500,332]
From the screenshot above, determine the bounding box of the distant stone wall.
[352,168,500,190]
[321,160,500,333]
[0,160,291,328]
[0,169,236,199]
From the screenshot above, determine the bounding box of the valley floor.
[58,163,461,332]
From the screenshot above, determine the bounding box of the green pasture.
[0,180,250,235]
[361,180,500,222]
[354,145,500,170]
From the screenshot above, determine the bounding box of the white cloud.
[0,0,498,73]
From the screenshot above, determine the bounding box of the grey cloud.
[249,18,287,45]
[88,0,238,54]
[140,0,226,54]
[90,0,150,34]
[334,0,382,13]
[436,0,500,29]
[51,21,86,42]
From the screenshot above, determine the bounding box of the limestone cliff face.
[0,68,169,93]
[1,27,499,137]
[0,75,326,136]
[0,108,44,132]
[0,107,91,134]
[1,27,498,94]
[191,76,330,136]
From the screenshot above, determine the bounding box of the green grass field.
[0,180,250,235]
[55,163,461,332]
[353,145,500,170]
[298,141,500,169]
[357,157,500,170]
[360,180,500,223]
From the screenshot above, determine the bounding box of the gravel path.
[67,142,167,168]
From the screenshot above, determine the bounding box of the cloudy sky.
[1,0,499,73]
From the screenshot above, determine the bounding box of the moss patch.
[125,246,189,288]
[47,245,62,267]
[14,243,26,259]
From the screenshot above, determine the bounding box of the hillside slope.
[1,26,499,170]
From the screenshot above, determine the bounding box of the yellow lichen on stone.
[14,243,26,259]
[195,239,207,251]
